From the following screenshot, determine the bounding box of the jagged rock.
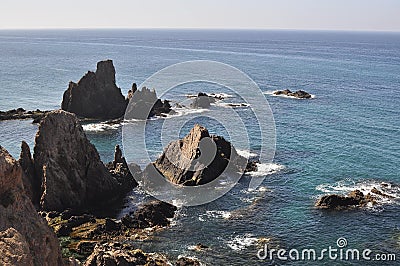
[273,89,312,99]
[84,242,169,266]
[106,145,140,189]
[125,87,171,119]
[0,146,64,265]
[121,201,177,229]
[33,110,132,211]
[61,60,127,119]
[18,141,41,206]
[190,92,215,109]
[245,160,259,173]
[0,108,50,123]
[316,189,374,209]
[145,124,246,186]
[176,257,201,266]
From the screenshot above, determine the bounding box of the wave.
[264,90,316,99]
[198,210,232,222]
[82,122,121,132]
[227,234,258,251]
[247,163,285,177]
[236,149,258,158]
[166,106,209,118]
[316,179,400,206]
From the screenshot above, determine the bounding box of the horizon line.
[0,27,399,33]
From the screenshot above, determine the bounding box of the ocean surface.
[0,29,399,265]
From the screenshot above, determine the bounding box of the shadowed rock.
[125,87,171,119]
[61,60,127,119]
[33,110,133,212]
[0,146,63,265]
[273,89,312,99]
[316,190,377,209]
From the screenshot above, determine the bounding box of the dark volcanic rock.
[61,60,127,119]
[145,124,246,186]
[190,92,216,109]
[273,89,312,99]
[125,87,171,119]
[18,141,41,206]
[121,201,177,229]
[176,257,201,266]
[33,110,131,211]
[0,108,50,123]
[316,189,375,209]
[0,146,64,265]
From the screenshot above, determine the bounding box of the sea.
[0,29,399,265]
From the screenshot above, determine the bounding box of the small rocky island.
[273,89,312,99]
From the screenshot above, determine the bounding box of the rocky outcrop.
[315,190,376,209]
[121,200,177,229]
[0,146,64,265]
[85,242,169,266]
[190,92,216,109]
[33,110,133,211]
[125,87,171,119]
[61,60,127,119]
[106,145,140,190]
[273,89,312,99]
[0,108,50,123]
[144,124,246,186]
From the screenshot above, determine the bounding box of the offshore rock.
[273,89,312,99]
[125,87,171,119]
[61,60,127,119]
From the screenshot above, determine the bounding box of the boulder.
[125,87,171,119]
[176,257,201,266]
[0,146,64,265]
[0,108,50,123]
[145,124,246,186]
[315,190,373,209]
[121,201,177,229]
[33,110,131,211]
[61,60,127,119]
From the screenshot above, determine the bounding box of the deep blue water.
[0,29,399,265]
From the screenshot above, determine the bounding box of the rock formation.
[273,89,312,99]
[125,87,171,119]
[33,110,133,211]
[190,92,216,109]
[0,108,50,123]
[144,124,246,186]
[315,190,376,209]
[0,146,64,265]
[61,60,127,119]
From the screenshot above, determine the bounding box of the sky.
[1,0,400,31]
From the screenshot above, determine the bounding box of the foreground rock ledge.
[0,146,63,265]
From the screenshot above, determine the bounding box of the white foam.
[82,123,121,132]
[166,107,209,119]
[185,93,233,99]
[236,149,258,158]
[248,163,285,177]
[227,234,258,251]
[214,102,250,108]
[199,210,232,221]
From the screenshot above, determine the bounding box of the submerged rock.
[0,146,63,265]
[273,89,312,99]
[125,87,171,119]
[61,60,127,119]
[144,124,246,186]
[33,110,133,212]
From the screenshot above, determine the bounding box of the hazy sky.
[1,0,400,31]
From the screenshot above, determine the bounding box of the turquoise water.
[0,30,399,265]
